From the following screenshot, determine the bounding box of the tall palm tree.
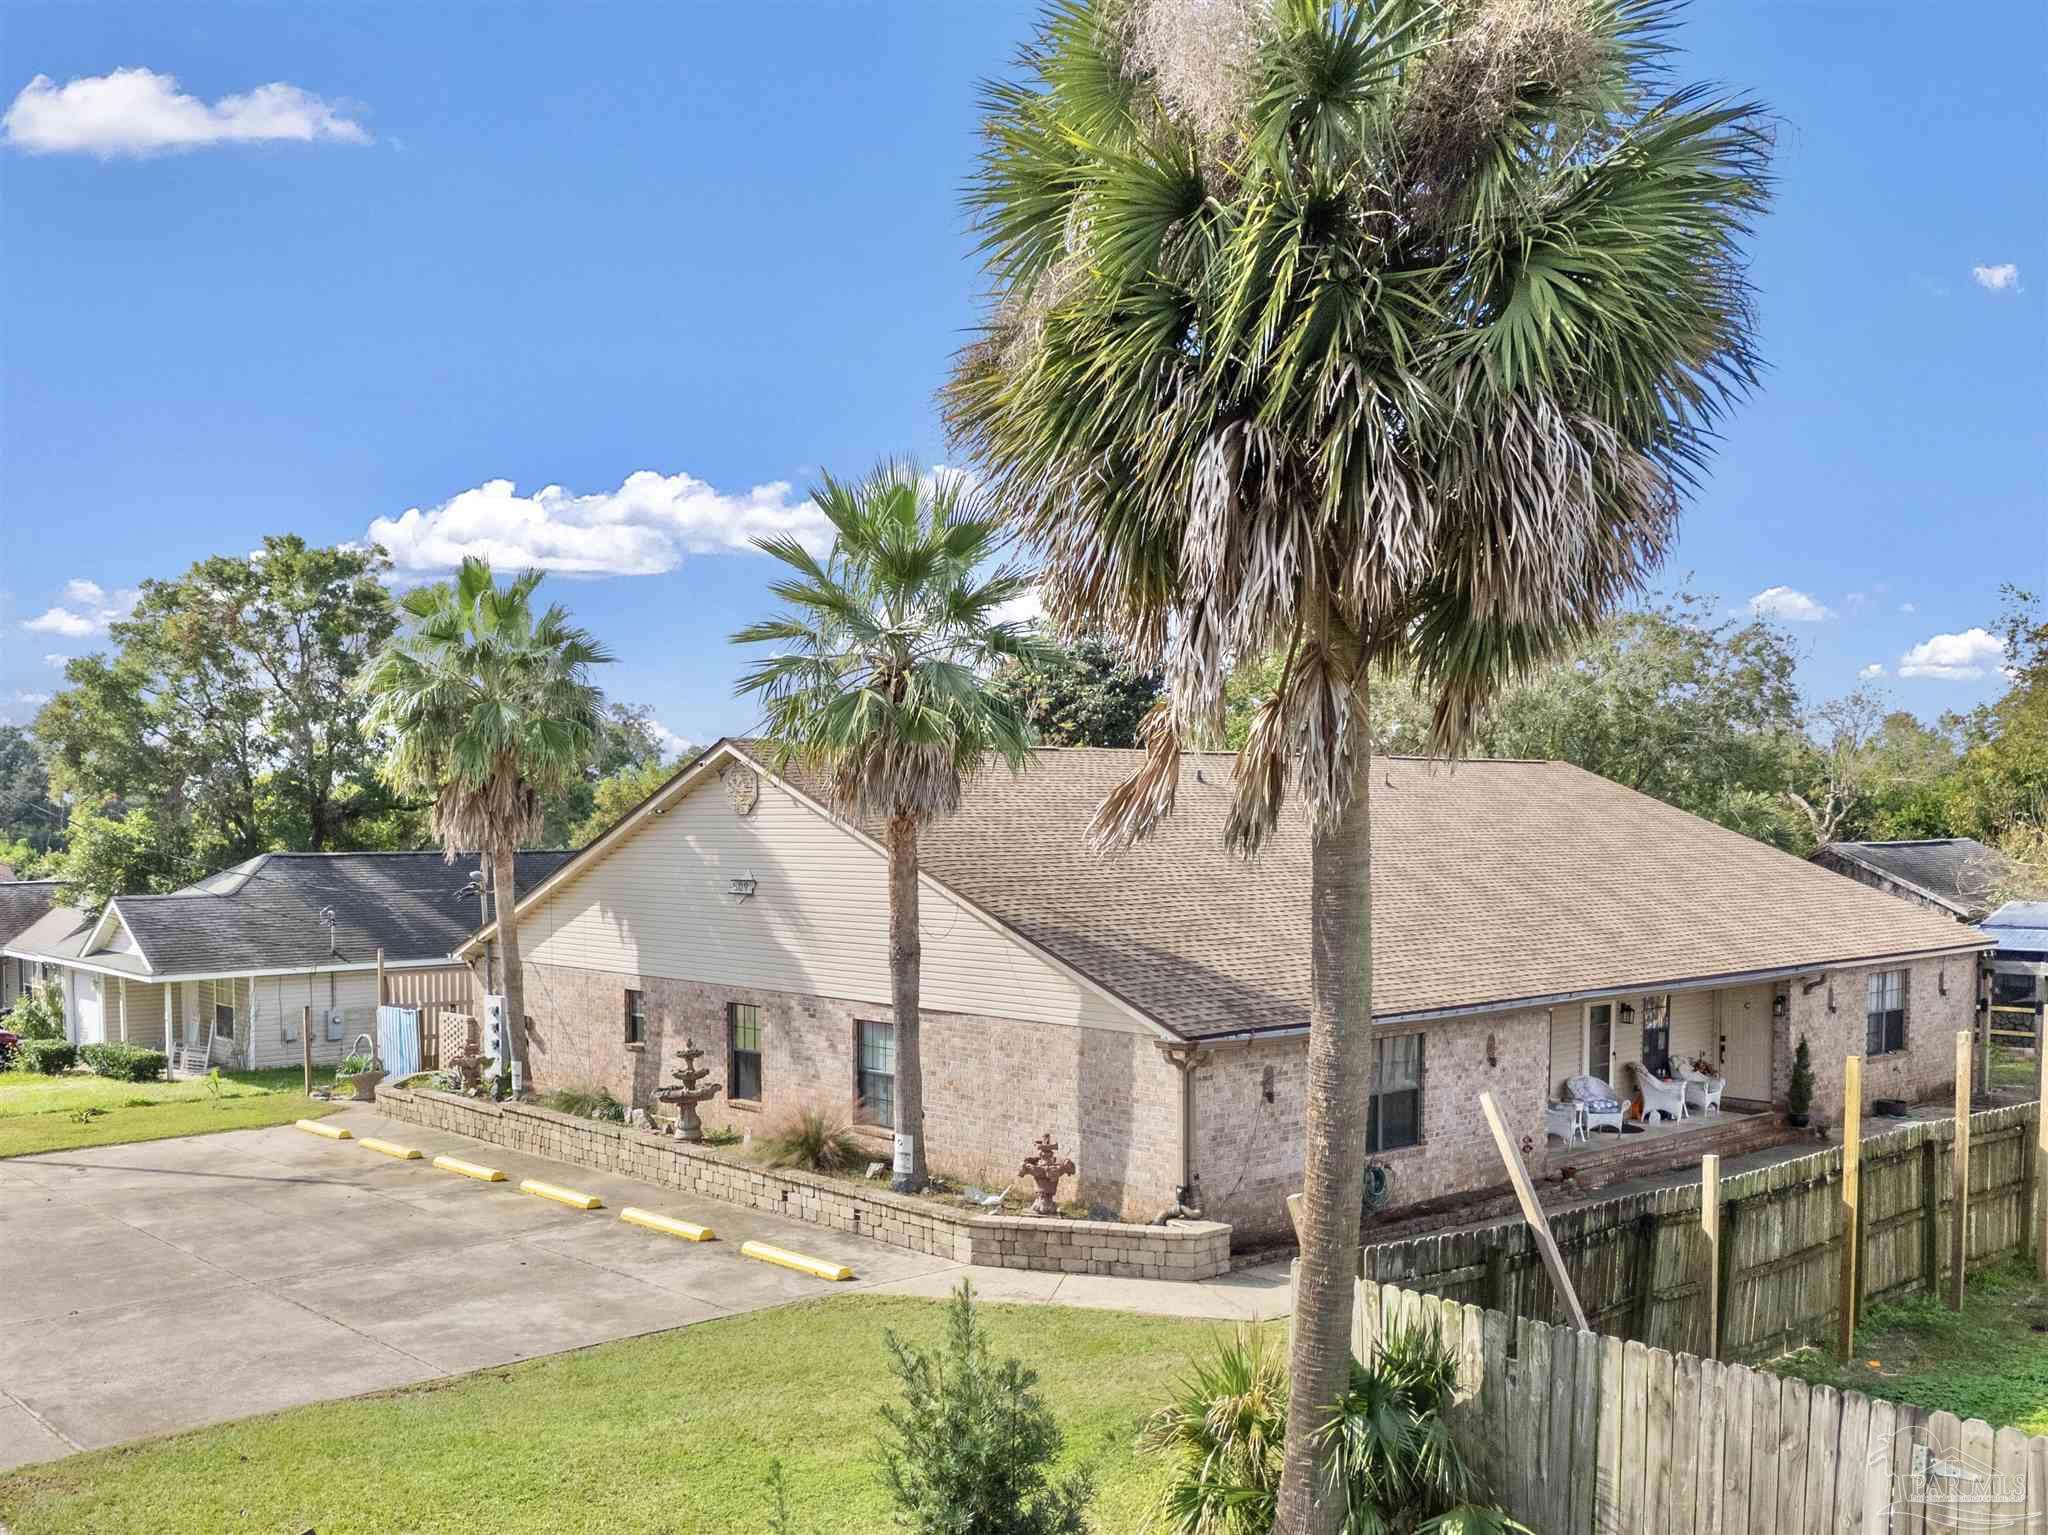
[947,3,1769,1527]
[733,460,1045,1192]
[360,557,612,1089]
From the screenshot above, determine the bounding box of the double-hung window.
[1367,1033,1424,1152]
[624,988,647,1045]
[728,1002,763,1101]
[214,1002,236,1041]
[1865,970,1906,1056]
[856,1020,897,1130]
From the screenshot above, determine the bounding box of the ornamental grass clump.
[756,1100,866,1174]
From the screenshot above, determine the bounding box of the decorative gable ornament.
[722,764,760,818]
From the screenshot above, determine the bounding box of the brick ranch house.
[462,739,1989,1244]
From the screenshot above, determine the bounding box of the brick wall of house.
[1773,954,1975,1124]
[1185,1007,1553,1242]
[518,961,1186,1222]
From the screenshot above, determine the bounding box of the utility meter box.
[482,994,508,1063]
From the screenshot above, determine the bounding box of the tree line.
[1,534,684,909]
[993,586,2048,876]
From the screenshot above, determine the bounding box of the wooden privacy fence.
[1361,1103,2038,1361]
[1326,1274,2046,1534]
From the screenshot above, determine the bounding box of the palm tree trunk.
[492,840,530,1096]
[885,810,929,1193]
[1274,674,1375,1535]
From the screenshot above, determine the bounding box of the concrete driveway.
[0,1105,960,1470]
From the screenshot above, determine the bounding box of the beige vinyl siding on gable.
[517,775,1149,1035]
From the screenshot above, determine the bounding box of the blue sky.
[3,1,2042,751]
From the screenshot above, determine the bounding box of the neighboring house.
[1982,901,2048,1036]
[459,739,1988,1242]
[1809,838,2015,923]
[0,877,63,1009]
[3,851,570,1071]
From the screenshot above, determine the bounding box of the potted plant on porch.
[1786,1036,1814,1128]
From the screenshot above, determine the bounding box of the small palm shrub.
[756,1100,865,1173]
[1143,1323,1522,1535]
[879,1279,1093,1535]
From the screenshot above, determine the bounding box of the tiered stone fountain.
[655,1039,721,1143]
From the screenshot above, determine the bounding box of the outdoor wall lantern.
[1938,965,1949,997]
[1618,1002,1636,1028]
[1772,991,1789,1025]
[1485,1031,1499,1068]
[726,875,758,902]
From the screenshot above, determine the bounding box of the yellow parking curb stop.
[520,1178,603,1210]
[620,1206,713,1242]
[739,1240,852,1281]
[359,1137,422,1160]
[296,1119,351,1140]
[431,1154,506,1182]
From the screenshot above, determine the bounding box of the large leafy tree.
[0,725,65,856]
[36,536,409,881]
[538,701,683,847]
[733,461,1044,1192]
[1947,586,2048,843]
[991,635,1164,747]
[947,2,1769,1524]
[360,558,612,1087]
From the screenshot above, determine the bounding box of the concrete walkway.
[0,1104,1286,1470]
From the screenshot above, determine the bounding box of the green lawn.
[1770,1263,2048,1432]
[0,1295,1246,1535]
[0,1068,338,1157]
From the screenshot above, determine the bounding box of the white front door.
[1718,985,1773,1100]
[75,973,106,1046]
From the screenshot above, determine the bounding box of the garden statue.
[1019,1132,1076,1216]
[655,1039,721,1142]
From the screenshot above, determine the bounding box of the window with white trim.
[1865,970,1906,1056]
[1367,1033,1424,1151]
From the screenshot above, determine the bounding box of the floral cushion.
[1565,1075,1623,1114]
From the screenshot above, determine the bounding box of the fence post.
[1950,1031,1971,1311]
[1838,1055,1862,1360]
[1701,1153,1722,1361]
[2035,1025,2048,1283]
[301,1003,313,1095]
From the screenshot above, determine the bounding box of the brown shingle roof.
[752,745,1987,1040]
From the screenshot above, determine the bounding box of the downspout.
[1158,1042,1205,1220]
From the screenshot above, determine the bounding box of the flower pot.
[343,1069,386,1102]
[1788,1111,1809,1128]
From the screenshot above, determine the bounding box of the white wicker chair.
[1683,1071,1725,1114]
[1633,1063,1689,1122]
[1545,1102,1587,1142]
[1564,1075,1627,1134]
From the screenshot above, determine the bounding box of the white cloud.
[647,721,694,761]
[1746,585,1833,623]
[365,471,832,577]
[1843,591,1870,609]
[1971,263,2020,293]
[1899,601,1917,614]
[12,691,50,707]
[1898,627,2004,681]
[1859,663,1886,679]
[4,68,369,158]
[991,585,1046,629]
[42,654,67,668]
[20,579,137,636]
